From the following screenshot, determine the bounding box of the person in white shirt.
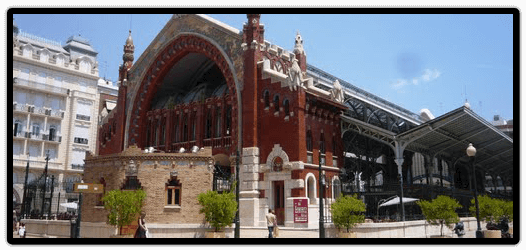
[265,209,276,238]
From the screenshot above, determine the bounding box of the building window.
[320,133,326,154]
[14,120,23,136]
[283,99,290,117]
[160,118,166,146]
[146,121,151,147]
[166,177,181,206]
[215,107,222,138]
[191,111,197,141]
[173,115,180,143]
[205,110,212,139]
[49,126,56,141]
[183,114,188,142]
[121,176,141,190]
[32,124,40,137]
[225,105,232,136]
[273,95,280,113]
[264,90,270,109]
[306,130,313,151]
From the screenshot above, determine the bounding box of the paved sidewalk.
[240,227,319,238]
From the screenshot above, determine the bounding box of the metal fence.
[18,174,80,220]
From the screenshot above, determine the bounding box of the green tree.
[417,195,462,236]
[102,189,147,235]
[197,190,237,232]
[470,195,507,223]
[330,194,366,233]
[501,200,513,222]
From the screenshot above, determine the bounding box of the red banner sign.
[293,198,308,223]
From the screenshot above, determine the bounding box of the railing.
[42,134,62,143]
[71,164,85,170]
[13,77,69,96]
[76,114,91,121]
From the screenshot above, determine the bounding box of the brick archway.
[127,34,239,151]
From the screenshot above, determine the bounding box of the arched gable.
[126,33,240,152]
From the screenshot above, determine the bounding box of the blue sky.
[11,13,514,123]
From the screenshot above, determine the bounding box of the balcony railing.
[13,103,64,119]
[42,134,62,143]
[76,114,91,121]
[13,77,69,96]
[71,164,85,170]
[74,137,89,145]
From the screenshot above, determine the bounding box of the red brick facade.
[95,15,348,229]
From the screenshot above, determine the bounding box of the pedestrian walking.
[134,211,148,238]
[266,209,276,238]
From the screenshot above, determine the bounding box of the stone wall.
[82,146,215,228]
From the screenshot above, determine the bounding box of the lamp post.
[466,143,482,238]
[21,152,30,218]
[319,150,325,238]
[234,150,240,238]
[40,150,50,219]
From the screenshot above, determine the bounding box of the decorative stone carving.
[265,144,290,173]
[329,80,345,103]
[126,160,137,176]
[293,31,305,56]
[287,58,303,91]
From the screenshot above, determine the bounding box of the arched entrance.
[127,34,240,153]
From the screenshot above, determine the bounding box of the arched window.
[333,178,342,199]
[283,99,290,117]
[191,111,197,141]
[273,95,280,113]
[225,105,232,136]
[215,107,222,138]
[173,115,180,143]
[264,90,270,109]
[183,114,188,142]
[205,110,212,139]
[146,121,151,147]
[307,175,317,205]
[160,118,166,146]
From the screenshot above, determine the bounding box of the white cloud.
[421,68,441,82]
[390,68,441,90]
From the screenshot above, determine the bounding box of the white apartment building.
[12,19,100,212]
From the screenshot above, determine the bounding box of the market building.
[83,14,513,236]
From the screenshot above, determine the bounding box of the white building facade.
[12,19,100,213]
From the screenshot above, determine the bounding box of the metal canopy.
[396,105,514,177]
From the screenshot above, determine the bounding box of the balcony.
[71,164,85,170]
[13,102,65,119]
[76,114,91,122]
[13,130,56,143]
[13,77,69,96]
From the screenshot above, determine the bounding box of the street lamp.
[234,150,240,238]
[40,150,50,219]
[21,152,30,218]
[466,143,482,238]
[319,149,325,238]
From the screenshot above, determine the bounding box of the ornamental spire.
[122,30,135,69]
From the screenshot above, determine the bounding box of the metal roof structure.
[396,104,514,178]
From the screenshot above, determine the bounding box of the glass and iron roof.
[396,105,514,177]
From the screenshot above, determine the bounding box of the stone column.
[238,147,260,227]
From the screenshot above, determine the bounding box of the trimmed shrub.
[331,194,366,233]
[197,190,237,232]
[417,195,461,236]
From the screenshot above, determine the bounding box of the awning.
[379,196,419,207]
[396,105,513,177]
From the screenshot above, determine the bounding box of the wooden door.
[273,181,285,225]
